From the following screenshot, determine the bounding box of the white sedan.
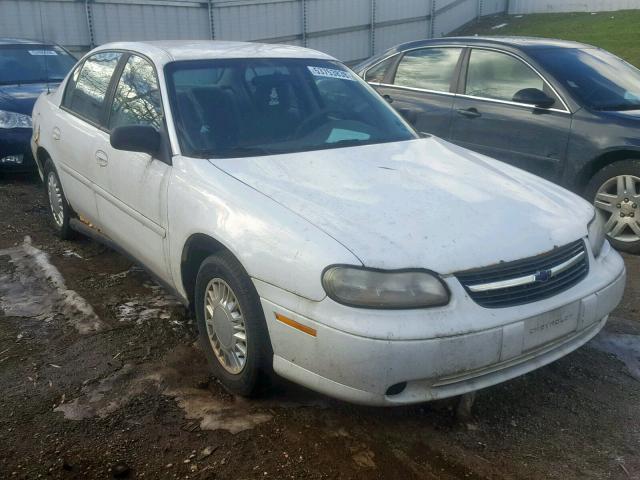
[31,41,625,406]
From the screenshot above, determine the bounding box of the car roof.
[353,35,595,72]
[92,40,336,65]
[0,37,51,46]
[389,36,592,54]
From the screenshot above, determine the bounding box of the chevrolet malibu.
[31,41,626,406]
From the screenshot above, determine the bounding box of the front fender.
[167,156,361,302]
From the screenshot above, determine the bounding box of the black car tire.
[194,251,273,396]
[43,158,76,240]
[585,159,640,254]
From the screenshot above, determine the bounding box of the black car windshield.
[0,45,76,85]
[533,48,640,111]
[165,58,416,158]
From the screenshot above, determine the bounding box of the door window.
[65,52,122,124]
[364,56,396,83]
[465,49,545,103]
[393,48,462,92]
[109,55,162,130]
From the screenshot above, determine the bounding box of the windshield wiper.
[595,103,640,111]
[316,139,373,150]
[199,146,274,158]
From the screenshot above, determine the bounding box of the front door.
[449,48,572,182]
[93,53,171,281]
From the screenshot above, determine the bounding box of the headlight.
[588,209,606,257]
[0,110,32,129]
[322,266,450,309]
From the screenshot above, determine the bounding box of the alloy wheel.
[47,171,64,228]
[203,278,248,374]
[593,174,640,243]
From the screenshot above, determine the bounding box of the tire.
[43,159,76,240]
[585,159,640,254]
[194,251,273,396]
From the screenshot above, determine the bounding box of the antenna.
[38,1,51,94]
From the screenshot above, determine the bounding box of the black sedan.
[0,38,75,172]
[355,37,640,253]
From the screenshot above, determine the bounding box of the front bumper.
[256,241,626,406]
[0,128,36,172]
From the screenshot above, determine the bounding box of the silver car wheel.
[47,171,64,228]
[203,278,248,374]
[594,174,640,243]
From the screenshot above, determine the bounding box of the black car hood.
[0,82,56,116]
[599,108,640,122]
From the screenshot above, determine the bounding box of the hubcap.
[47,172,64,228]
[203,278,248,374]
[594,174,640,243]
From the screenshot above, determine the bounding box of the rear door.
[92,53,171,280]
[449,48,572,181]
[363,47,463,138]
[55,51,123,224]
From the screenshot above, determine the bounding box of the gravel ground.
[1,173,639,480]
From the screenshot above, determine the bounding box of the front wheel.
[586,159,640,254]
[194,252,272,396]
[43,159,75,240]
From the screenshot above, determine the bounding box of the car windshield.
[165,58,416,158]
[533,47,640,111]
[0,45,76,85]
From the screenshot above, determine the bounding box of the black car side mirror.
[110,125,161,156]
[513,88,555,109]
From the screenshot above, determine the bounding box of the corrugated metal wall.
[0,0,507,62]
[509,0,640,14]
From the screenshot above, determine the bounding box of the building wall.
[0,0,507,62]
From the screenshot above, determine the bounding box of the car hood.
[0,82,55,115]
[599,108,640,122]
[209,138,593,274]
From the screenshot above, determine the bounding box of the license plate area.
[523,302,580,351]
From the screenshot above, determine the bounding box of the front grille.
[455,240,589,308]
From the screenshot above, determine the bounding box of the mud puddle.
[56,342,329,433]
[592,329,640,381]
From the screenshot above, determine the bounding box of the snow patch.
[0,237,105,334]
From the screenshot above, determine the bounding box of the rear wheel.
[43,159,75,240]
[194,251,272,396]
[586,159,640,254]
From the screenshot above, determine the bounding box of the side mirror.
[110,125,161,155]
[512,88,555,109]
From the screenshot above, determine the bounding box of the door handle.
[456,107,481,119]
[382,94,394,104]
[52,127,61,141]
[95,150,108,167]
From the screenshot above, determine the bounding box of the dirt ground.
[1,173,639,480]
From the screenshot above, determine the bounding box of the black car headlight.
[588,210,606,257]
[0,110,32,129]
[322,266,450,309]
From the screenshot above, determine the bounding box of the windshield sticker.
[307,66,355,81]
[28,50,58,56]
